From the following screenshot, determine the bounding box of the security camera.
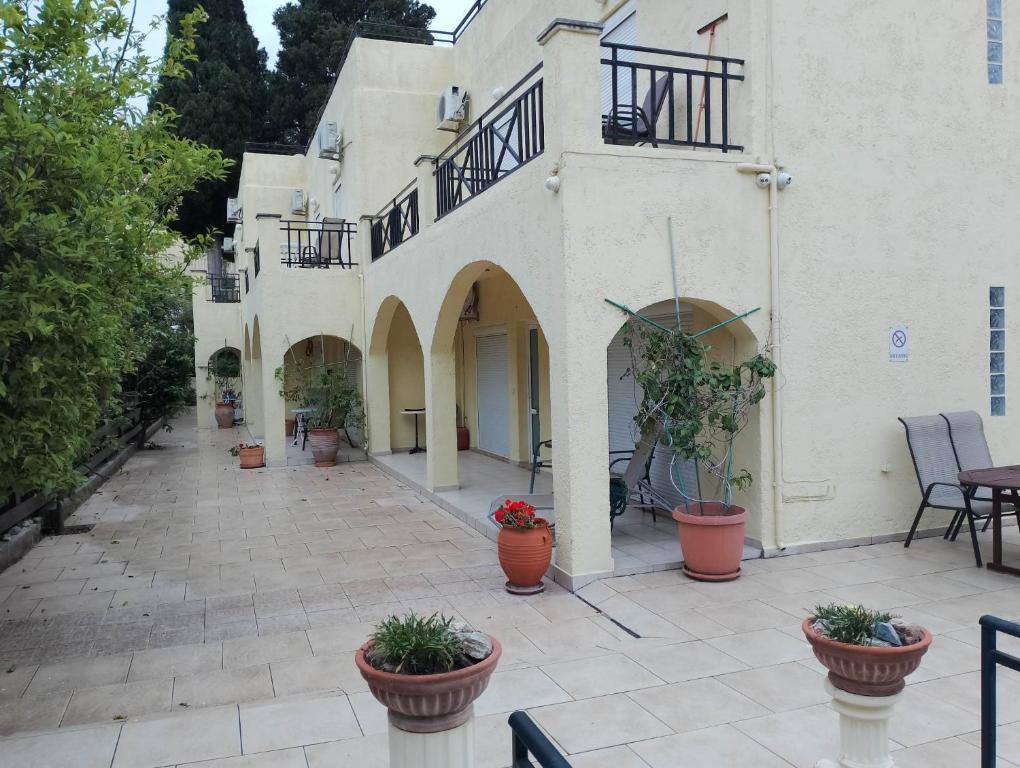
[776,172,793,190]
[755,173,772,189]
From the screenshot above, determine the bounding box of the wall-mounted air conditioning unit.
[318,121,340,159]
[221,237,235,254]
[291,189,307,214]
[226,197,242,223]
[437,86,468,131]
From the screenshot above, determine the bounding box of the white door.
[600,2,638,117]
[476,333,510,458]
[607,307,699,509]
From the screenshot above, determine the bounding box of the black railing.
[435,63,544,220]
[509,712,572,768]
[209,274,240,303]
[244,142,306,156]
[280,220,357,268]
[601,43,744,152]
[371,184,419,261]
[244,269,249,294]
[981,615,1020,766]
[253,243,261,277]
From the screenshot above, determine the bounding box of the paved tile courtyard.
[2,413,1020,767]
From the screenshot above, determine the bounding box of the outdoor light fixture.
[544,175,561,193]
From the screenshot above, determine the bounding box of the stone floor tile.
[628,640,748,683]
[305,623,376,655]
[568,745,652,768]
[474,667,573,716]
[62,678,172,726]
[530,694,673,754]
[269,654,367,697]
[223,631,311,668]
[0,692,70,736]
[888,686,978,747]
[716,661,828,712]
[707,629,813,668]
[25,654,131,697]
[734,704,843,768]
[177,747,309,768]
[632,724,792,768]
[346,690,386,735]
[892,736,1007,768]
[304,733,389,768]
[112,704,241,768]
[239,694,361,753]
[828,582,929,610]
[173,664,273,709]
[0,723,121,768]
[628,677,769,733]
[694,599,801,633]
[0,663,38,700]
[257,613,310,636]
[540,654,664,699]
[127,643,222,682]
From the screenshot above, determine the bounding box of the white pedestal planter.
[389,712,475,768]
[816,681,902,768]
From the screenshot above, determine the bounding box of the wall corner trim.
[414,154,438,167]
[537,18,604,46]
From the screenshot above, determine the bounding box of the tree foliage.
[0,0,229,499]
[268,0,435,145]
[151,0,269,237]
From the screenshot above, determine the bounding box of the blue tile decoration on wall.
[990,286,1006,415]
[988,0,1004,83]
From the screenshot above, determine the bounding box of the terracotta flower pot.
[355,637,501,733]
[309,427,339,467]
[238,445,265,469]
[457,426,470,451]
[672,503,747,582]
[802,618,932,696]
[214,402,234,429]
[285,418,296,437]
[497,521,552,594]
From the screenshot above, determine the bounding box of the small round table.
[959,465,1020,576]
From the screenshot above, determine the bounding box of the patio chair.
[528,439,552,494]
[942,410,1018,536]
[603,74,671,148]
[608,432,675,527]
[899,414,991,566]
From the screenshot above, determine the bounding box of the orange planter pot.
[497,521,552,594]
[214,402,234,429]
[238,446,265,469]
[309,427,339,467]
[673,503,747,582]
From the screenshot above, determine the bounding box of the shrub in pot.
[356,612,501,733]
[209,349,241,429]
[229,442,265,469]
[277,358,364,468]
[622,311,775,581]
[803,603,931,696]
[494,499,552,594]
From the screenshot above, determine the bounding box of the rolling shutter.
[476,333,510,458]
[600,3,638,116]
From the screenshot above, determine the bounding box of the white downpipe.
[358,269,371,452]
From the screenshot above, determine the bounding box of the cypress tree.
[152,0,270,237]
[268,0,436,146]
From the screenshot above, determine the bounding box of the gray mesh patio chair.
[942,410,1018,536]
[899,415,984,566]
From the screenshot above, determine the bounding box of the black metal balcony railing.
[601,43,744,152]
[209,274,240,303]
[371,184,419,261]
[981,615,1020,766]
[280,220,358,268]
[435,63,544,220]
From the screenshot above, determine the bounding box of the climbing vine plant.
[0,0,229,498]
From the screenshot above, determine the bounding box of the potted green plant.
[355,613,501,734]
[277,361,364,467]
[494,499,552,594]
[803,603,931,696]
[209,350,241,429]
[624,313,775,581]
[229,442,265,469]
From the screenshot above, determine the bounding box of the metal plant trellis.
[605,298,765,509]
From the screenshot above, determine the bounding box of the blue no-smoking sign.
[889,325,909,362]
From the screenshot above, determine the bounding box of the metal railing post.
[982,616,999,768]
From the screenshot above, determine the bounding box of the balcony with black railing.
[434,64,544,220]
[280,220,358,269]
[371,182,419,261]
[601,43,744,152]
[209,274,240,303]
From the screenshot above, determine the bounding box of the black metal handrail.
[601,42,744,152]
[981,615,1020,766]
[243,142,306,156]
[280,220,357,268]
[371,182,419,261]
[509,711,572,767]
[209,274,240,303]
[435,63,544,220]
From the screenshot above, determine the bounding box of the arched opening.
[374,300,426,453]
[606,297,765,568]
[279,333,364,465]
[207,347,241,404]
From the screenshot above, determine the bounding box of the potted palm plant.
[494,499,552,594]
[355,613,500,734]
[623,310,775,581]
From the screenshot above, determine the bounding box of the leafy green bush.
[0,0,228,498]
[367,613,466,675]
[813,603,893,646]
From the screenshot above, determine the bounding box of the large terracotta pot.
[214,402,234,429]
[457,426,470,451]
[673,503,747,582]
[309,427,339,467]
[285,418,296,437]
[238,445,265,469]
[497,521,552,594]
[802,618,932,696]
[355,637,501,733]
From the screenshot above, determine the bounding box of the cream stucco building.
[191,0,1020,589]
